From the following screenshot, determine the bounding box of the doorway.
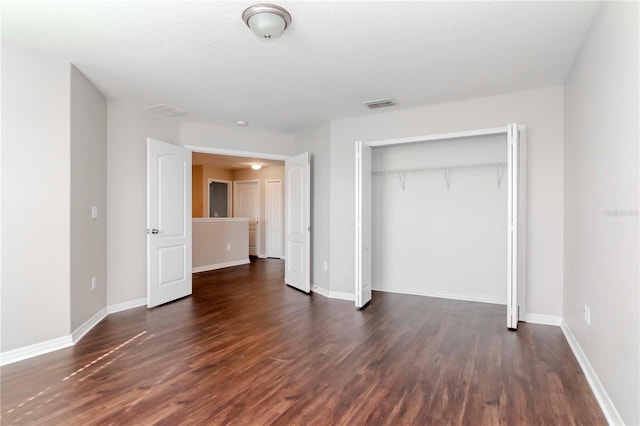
[234,180,260,256]
[355,124,526,330]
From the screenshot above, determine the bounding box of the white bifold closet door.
[355,141,372,308]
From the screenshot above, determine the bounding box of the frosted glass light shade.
[248,13,286,39]
[242,4,292,40]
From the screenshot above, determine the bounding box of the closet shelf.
[372,162,507,175]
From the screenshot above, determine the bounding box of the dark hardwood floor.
[1,259,605,425]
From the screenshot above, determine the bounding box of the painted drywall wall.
[70,65,107,330]
[1,41,71,351]
[180,120,296,156]
[564,2,639,424]
[192,165,204,218]
[329,87,564,318]
[106,101,181,305]
[192,219,249,271]
[233,166,285,257]
[295,122,331,292]
[371,135,507,303]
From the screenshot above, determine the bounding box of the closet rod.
[373,162,507,175]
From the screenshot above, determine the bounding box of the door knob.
[151,229,159,234]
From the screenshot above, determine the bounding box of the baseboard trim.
[193,259,250,273]
[311,285,330,298]
[72,307,108,343]
[561,321,624,425]
[524,313,562,326]
[107,297,147,314]
[328,290,355,302]
[258,254,267,259]
[1,335,74,366]
[373,285,505,305]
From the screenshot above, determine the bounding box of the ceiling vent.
[362,98,397,109]
[146,104,188,117]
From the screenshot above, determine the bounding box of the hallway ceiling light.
[242,4,292,40]
[251,164,263,170]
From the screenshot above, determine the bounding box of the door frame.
[185,145,297,269]
[233,179,261,256]
[355,125,527,329]
[207,178,232,218]
[265,179,284,259]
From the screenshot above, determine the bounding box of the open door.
[147,138,192,308]
[507,124,520,329]
[284,152,310,293]
[355,141,372,308]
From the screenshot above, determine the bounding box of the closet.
[356,125,526,329]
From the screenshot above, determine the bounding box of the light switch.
[91,205,98,219]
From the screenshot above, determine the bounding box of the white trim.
[257,254,267,259]
[366,127,508,147]
[107,297,147,314]
[524,313,562,326]
[373,285,505,305]
[72,307,108,343]
[561,321,624,426]
[311,285,330,298]
[185,145,290,161]
[328,290,356,302]
[0,335,73,366]
[193,259,250,273]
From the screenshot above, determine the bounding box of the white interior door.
[285,153,310,293]
[355,141,372,308]
[507,123,520,330]
[266,179,283,258]
[147,138,192,308]
[234,181,260,256]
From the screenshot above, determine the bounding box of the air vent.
[362,98,397,109]
[146,104,188,117]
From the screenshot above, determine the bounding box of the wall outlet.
[91,205,98,219]
[323,261,328,271]
[227,243,231,251]
[91,276,96,291]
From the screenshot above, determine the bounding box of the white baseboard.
[524,313,562,326]
[311,285,330,298]
[1,335,73,366]
[72,307,108,343]
[107,297,147,314]
[373,285,505,305]
[258,254,267,259]
[561,321,624,425]
[328,290,355,301]
[192,259,250,273]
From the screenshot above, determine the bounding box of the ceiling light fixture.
[251,164,263,170]
[242,4,292,40]
[236,120,247,126]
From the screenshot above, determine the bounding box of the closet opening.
[356,125,526,330]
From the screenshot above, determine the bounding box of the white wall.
[295,123,331,291]
[70,65,107,330]
[181,120,295,155]
[192,219,249,271]
[106,101,180,305]
[564,2,639,424]
[329,87,564,318]
[1,41,71,351]
[371,135,507,303]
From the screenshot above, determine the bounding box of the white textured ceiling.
[1,1,599,134]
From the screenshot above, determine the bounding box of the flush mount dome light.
[251,164,263,170]
[242,4,292,40]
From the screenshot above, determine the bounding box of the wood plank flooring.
[1,259,606,425]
